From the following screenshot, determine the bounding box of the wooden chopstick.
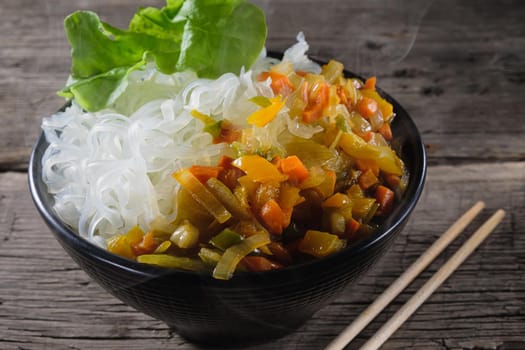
[360,208,505,350]
[325,201,486,350]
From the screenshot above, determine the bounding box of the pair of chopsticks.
[326,201,505,350]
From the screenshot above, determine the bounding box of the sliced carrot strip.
[189,165,222,184]
[259,199,286,235]
[358,131,374,142]
[257,71,294,96]
[356,96,379,119]
[322,192,350,208]
[355,159,380,177]
[358,169,379,190]
[302,102,324,124]
[385,174,401,188]
[132,231,159,256]
[375,185,395,215]
[363,76,377,90]
[318,83,330,108]
[280,155,310,184]
[336,85,351,109]
[346,218,360,236]
[302,83,330,124]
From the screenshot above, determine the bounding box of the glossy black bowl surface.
[28,64,426,345]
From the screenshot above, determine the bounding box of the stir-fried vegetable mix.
[107,60,408,279]
[46,0,408,280]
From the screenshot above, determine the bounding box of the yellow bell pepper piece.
[298,230,344,257]
[338,132,403,176]
[107,235,135,259]
[247,96,285,127]
[375,146,404,176]
[339,132,381,159]
[232,155,288,183]
[107,225,146,260]
[350,197,377,219]
[172,169,232,224]
[126,225,145,245]
[278,183,303,209]
[322,192,350,208]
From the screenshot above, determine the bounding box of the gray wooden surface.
[1,0,524,349]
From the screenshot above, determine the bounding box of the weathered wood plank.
[1,0,525,169]
[1,161,524,349]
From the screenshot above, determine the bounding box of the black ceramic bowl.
[28,65,426,345]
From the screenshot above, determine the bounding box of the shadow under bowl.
[28,65,426,345]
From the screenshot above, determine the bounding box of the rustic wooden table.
[1,0,524,349]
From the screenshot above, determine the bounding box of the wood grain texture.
[1,0,525,168]
[1,163,524,349]
[0,0,524,349]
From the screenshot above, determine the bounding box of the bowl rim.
[28,60,427,285]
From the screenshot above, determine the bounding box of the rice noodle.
[42,34,322,247]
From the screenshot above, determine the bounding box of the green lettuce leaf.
[60,0,267,112]
[58,11,168,111]
[172,0,266,78]
[60,61,146,112]
[129,5,186,41]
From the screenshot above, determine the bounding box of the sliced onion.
[213,233,271,280]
